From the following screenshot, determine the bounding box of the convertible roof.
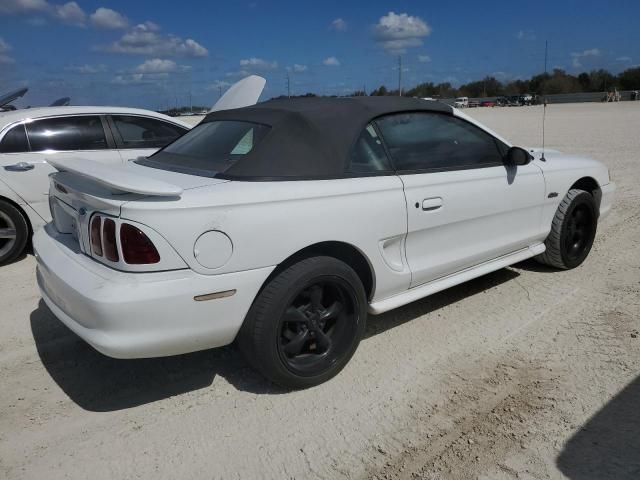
[202,96,453,180]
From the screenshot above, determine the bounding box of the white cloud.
[323,56,340,66]
[65,63,107,74]
[90,7,128,29]
[239,57,278,70]
[571,48,600,68]
[100,23,208,57]
[330,18,347,31]
[418,54,431,63]
[0,37,14,64]
[0,0,49,15]
[616,56,632,62]
[207,80,231,91]
[54,1,85,26]
[111,73,146,85]
[516,30,536,41]
[287,63,308,73]
[373,11,431,54]
[134,58,177,73]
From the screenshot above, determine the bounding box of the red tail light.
[120,223,160,264]
[90,216,103,257]
[103,218,119,262]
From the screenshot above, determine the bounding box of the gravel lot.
[1,102,638,479]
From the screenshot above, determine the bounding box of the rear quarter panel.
[120,176,411,302]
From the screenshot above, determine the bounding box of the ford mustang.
[33,97,615,388]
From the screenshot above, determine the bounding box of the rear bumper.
[33,224,273,359]
[599,182,616,219]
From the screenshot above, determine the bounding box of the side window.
[0,124,30,153]
[375,113,504,171]
[348,123,392,173]
[111,116,187,149]
[26,116,107,151]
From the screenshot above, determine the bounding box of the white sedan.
[0,106,190,264]
[33,97,615,388]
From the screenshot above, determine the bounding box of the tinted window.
[0,124,29,153]
[349,124,392,173]
[26,116,107,151]
[138,121,270,177]
[376,113,504,171]
[112,115,186,149]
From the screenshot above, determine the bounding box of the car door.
[375,112,545,288]
[0,115,119,221]
[107,115,188,162]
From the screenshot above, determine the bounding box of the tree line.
[367,67,640,98]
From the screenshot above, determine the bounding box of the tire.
[238,256,367,389]
[0,199,29,266]
[536,189,597,269]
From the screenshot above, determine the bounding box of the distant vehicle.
[520,93,533,106]
[34,96,615,388]
[0,107,191,265]
[454,97,469,108]
[481,100,496,107]
[0,76,266,265]
[496,96,509,107]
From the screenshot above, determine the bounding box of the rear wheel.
[536,189,597,269]
[0,200,29,266]
[238,256,367,389]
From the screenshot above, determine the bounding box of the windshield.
[137,120,270,177]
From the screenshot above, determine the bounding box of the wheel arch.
[259,241,376,301]
[569,176,602,213]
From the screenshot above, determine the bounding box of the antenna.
[398,56,402,96]
[541,40,548,162]
[286,72,291,98]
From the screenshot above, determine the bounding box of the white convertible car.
[0,106,190,265]
[33,97,615,388]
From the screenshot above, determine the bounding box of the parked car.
[454,97,469,108]
[34,97,615,388]
[481,100,496,107]
[0,106,191,264]
[520,93,533,105]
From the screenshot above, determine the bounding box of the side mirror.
[506,146,532,166]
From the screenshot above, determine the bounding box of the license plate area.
[51,196,80,241]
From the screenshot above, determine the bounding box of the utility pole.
[398,55,402,96]
[286,72,291,98]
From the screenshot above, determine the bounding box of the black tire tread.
[536,188,591,269]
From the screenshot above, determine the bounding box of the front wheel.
[536,189,598,269]
[238,256,367,389]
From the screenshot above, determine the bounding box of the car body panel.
[400,161,545,287]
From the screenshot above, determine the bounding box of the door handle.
[421,197,443,211]
[4,162,35,172]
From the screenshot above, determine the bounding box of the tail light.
[120,223,160,264]
[88,215,160,265]
[103,218,119,262]
[90,216,103,257]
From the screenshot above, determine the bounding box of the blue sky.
[1,0,638,109]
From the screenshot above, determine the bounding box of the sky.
[1,0,638,109]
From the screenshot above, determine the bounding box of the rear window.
[137,121,270,177]
[0,124,29,153]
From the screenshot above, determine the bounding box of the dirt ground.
[1,102,638,480]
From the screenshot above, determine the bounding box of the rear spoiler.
[48,158,183,197]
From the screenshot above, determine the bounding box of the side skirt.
[368,243,545,315]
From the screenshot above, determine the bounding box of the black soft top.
[202,96,453,180]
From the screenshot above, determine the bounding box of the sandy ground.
[0,102,639,480]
